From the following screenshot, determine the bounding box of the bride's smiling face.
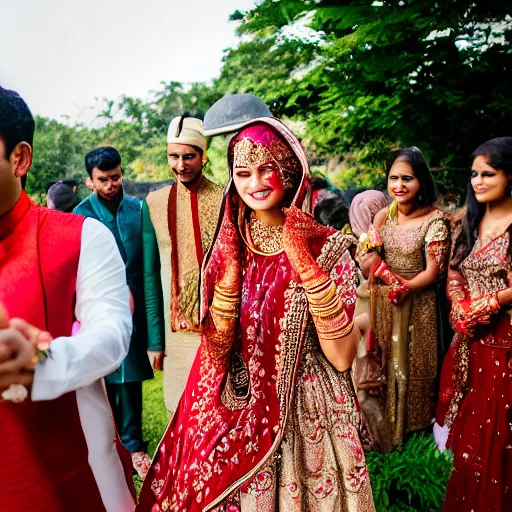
[233,161,286,211]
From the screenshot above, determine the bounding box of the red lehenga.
[137,118,375,511]
[437,227,512,511]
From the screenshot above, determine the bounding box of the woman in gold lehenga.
[358,147,450,452]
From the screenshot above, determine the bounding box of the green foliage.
[215,36,317,118]
[229,0,512,200]
[366,434,453,512]
[204,135,230,186]
[30,117,94,203]
[155,81,222,126]
[330,165,386,192]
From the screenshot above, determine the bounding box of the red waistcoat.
[0,192,107,511]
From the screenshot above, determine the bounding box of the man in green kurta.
[74,146,164,477]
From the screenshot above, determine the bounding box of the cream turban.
[167,116,207,152]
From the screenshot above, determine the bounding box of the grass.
[134,371,170,494]
[142,371,170,457]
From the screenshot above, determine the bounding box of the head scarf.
[167,116,207,152]
[231,123,301,189]
[349,189,388,237]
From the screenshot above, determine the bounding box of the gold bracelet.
[211,283,240,317]
[304,275,332,295]
[317,319,354,340]
[211,298,239,317]
[307,281,337,307]
[309,301,341,318]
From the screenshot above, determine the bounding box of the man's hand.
[0,304,53,394]
[147,350,164,371]
[0,304,35,372]
[0,329,35,376]
[9,318,52,370]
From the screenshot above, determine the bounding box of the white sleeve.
[32,218,132,401]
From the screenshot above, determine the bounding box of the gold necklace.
[249,213,283,253]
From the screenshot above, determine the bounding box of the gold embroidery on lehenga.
[221,350,251,410]
[459,232,510,299]
[233,232,373,510]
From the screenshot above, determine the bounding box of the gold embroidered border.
[444,334,470,428]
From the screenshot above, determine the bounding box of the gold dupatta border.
[443,333,470,428]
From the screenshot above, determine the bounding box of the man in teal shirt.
[74,146,164,477]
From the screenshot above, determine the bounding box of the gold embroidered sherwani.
[145,176,223,412]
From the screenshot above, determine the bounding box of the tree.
[227,0,512,197]
[29,117,93,201]
[215,35,317,118]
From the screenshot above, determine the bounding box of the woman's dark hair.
[452,136,512,269]
[311,176,330,191]
[386,147,437,207]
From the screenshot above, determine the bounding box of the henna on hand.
[373,260,408,305]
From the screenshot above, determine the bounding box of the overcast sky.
[1,0,255,124]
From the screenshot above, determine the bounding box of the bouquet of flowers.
[358,224,383,255]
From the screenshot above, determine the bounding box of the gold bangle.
[211,297,239,317]
[317,319,354,340]
[309,301,341,318]
[306,282,337,306]
[304,276,332,294]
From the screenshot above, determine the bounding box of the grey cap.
[203,94,273,137]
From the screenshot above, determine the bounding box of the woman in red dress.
[436,137,512,511]
[137,118,375,511]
